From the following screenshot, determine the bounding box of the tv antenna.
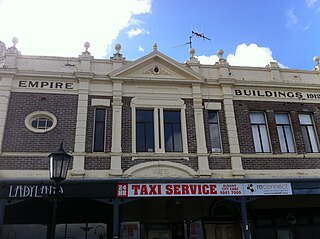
[174,31,211,49]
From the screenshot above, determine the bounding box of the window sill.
[131,153,189,160]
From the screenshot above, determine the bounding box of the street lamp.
[48,143,72,239]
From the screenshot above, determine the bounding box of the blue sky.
[1,0,319,70]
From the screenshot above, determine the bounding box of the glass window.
[164,110,182,152]
[136,109,154,152]
[275,113,295,153]
[25,111,57,133]
[299,113,319,153]
[250,112,271,153]
[208,111,221,152]
[93,108,106,152]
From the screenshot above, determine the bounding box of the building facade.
[1,39,320,239]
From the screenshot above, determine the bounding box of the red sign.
[117,182,292,197]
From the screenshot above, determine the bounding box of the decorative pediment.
[109,50,204,83]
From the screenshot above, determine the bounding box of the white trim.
[91,98,110,107]
[204,102,222,110]
[24,111,57,133]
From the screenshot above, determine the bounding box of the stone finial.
[110,43,125,61]
[217,49,227,64]
[217,49,224,59]
[313,56,320,71]
[189,48,195,58]
[0,41,6,57]
[81,41,91,56]
[153,43,158,51]
[115,43,121,54]
[6,37,20,55]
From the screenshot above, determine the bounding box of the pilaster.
[71,72,94,176]
[192,84,211,176]
[0,69,16,153]
[110,81,123,175]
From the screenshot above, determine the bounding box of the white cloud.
[286,8,298,28]
[127,28,150,38]
[138,46,144,52]
[197,43,286,68]
[0,0,152,58]
[306,0,318,8]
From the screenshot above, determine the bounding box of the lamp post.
[48,143,72,239]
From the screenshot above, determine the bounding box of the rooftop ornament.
[313,56,319,71]
[6,37,20,55]
[111,43,124,60]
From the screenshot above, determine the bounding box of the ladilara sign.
[117,183,292,197]
[8,185,63,198]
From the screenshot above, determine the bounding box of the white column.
[0,70,15,153]
[110,81,123,175]
[192,84,211,176]
[221,83,245,177]
[71,73,93,176]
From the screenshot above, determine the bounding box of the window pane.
[277,126,287,152]
[173,124,182,152]
[165,124,173,152]
[164,111,182,152]
[136,110,154,152]
[275,113,289,124]
[252,125,262,152]
[94,108,106,152]
[308,126,319,152]
[299,114,312,125]
[136,123,146,152]
[260,125,271,152]
[208,111,218,123]
[209,124,221,152]
[301,126,312,152]
[284,126,295,152]
[250,112,265,124]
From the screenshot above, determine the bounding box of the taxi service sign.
[117,182,292,197]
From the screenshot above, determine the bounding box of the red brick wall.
[84,156,110,170]
[2,92,77,152]
[208,157,231,169]
[0,156,73,170]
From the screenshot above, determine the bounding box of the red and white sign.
[117,182,292,197]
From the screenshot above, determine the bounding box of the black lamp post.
[48,143,72,239]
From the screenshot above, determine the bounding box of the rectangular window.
[299,113,319,153]
[164,110,183,152]
[136,109,154,152]
[208,111,221,152]
[93,108,106,152]
[250,112,271,153]
[275,113,295,153]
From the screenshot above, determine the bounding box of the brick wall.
[2,92,77,152]
[184,98,197,153]
[85,95,113,153]
[234,100,320,169]
[242,157,320,170]
[208,157,231,170]
[234,100,320,154]
[0,156,73,170]
[122,97,133,153]
[84,156,111,170]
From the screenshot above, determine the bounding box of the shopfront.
[0,179,319,239]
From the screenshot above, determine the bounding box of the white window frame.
[25,111,57,133]
[298,113,319,153]
[275,113,296,153]
[250,111,271,153]
[131,97,188,155]
[91,98,110,153]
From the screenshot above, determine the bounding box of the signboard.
[117,183,292,197]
